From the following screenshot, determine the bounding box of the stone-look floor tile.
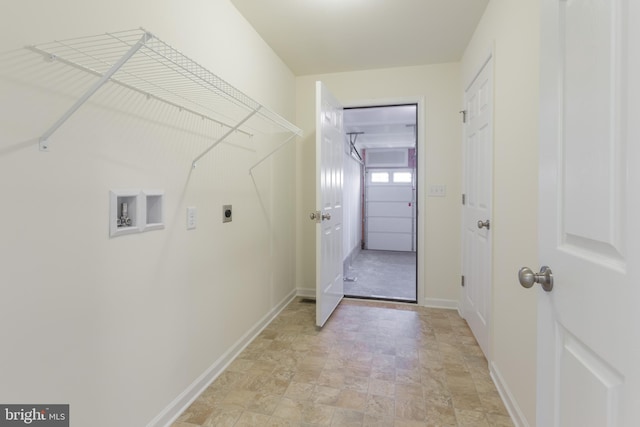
[394,396,426,422]
[266,416,297,426]
[233,411,272,426]
[285,381,316,401]
[175,398,215,424]
[479,391,511,416]
[301,402,335,425]
[487,412,516,426]
[369,378,395,397]
[363,414,394,427]
[200,406,243,427]
[451,391,485,412]
[331,408,365,426]
[343,375,370,393]
[311,385,342,405]
[318,369,346,388]
[426,404,457,426]
[272,397,305,422]
[246,392,281,415]
[172,298,514,427]
[455,408,491,426]
[365,393,395,417]
[334,389,368,411]
[221,388,255,408]
[394,383,423,400]
[395,368,421,385]
[393,418,427,427]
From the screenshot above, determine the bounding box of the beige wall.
[0,1,297,426]
[295,64,462,307]
[461,0,540,425]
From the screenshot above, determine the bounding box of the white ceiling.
[345,105,417,150]
[230,0,489,76]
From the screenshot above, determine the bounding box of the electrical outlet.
[186,207,197,230]
[222,205,232,223]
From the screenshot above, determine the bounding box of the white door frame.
[344,96,425,306]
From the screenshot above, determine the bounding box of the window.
[370,172,389,183]
[393,172,412,183]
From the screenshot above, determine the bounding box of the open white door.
[462,54,493,358]
[314,81,344,327]
[533,1,640,425]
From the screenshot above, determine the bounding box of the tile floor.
[172,298,514,427]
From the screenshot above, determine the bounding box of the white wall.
[295,64,462,307]
[0,2,297,426]
[461,0,540,425]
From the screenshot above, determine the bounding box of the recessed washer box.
[110,190,141,237]
[143,190,165,232]
[110,190,165,237]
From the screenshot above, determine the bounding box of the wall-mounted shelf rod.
[248,132,298,174]
[35,32,151,151]
[192,107,261,168]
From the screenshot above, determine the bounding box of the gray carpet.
[344,249,417,301]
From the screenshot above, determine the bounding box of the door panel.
[462,54,493,358]
[315,81,344,327]
[368,217,413,233]
[367,202,412,217]
[368,186,414,202]
[537,0,639,425]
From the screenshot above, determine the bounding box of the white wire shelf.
[26,28,302,166]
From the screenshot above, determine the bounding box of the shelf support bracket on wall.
[248,133,298,175]
[191,106,261,169]
[37,32,153,151]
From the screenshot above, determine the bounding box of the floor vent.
[299,298,316,304]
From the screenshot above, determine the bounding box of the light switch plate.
[186,207,197,230]
[428,184,447,197]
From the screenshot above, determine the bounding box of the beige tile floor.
[172,298,514,427]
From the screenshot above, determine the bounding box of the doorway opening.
[342,104,418,303]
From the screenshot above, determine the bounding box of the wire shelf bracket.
[27,28,302,161]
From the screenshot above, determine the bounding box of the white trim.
[423,298,459,310]
[343,96,425,306]
[147,289,297,427]
[296,287,316,299]
[490,362,529,427]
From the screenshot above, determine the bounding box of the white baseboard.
[423,298,459,310]
[490,362,530,427]
[147,289,298,427]
[296,287,316,299]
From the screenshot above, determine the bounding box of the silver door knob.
[477,219,490,230]
[310,211,331,222]
[518,266,553,292]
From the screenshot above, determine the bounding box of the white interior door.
[462,54,493,358]
[315,81,344,327]
[536,1,640,425]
